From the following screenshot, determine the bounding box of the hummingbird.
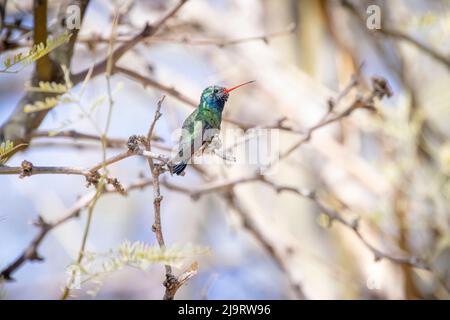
[171,80,255,175]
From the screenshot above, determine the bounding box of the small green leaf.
[0,140,28,164]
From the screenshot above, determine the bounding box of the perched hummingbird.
[172,80,255,175]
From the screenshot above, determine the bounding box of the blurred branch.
[223,190,307,299]
[30,130,131,148]
[165,171,431,272]
[116,66,254,130]
[0,178,153,280]
[71,0,189,84]
[341,0,450,71]
[30,130,167,152]
[163,173,262,199]
[33,0,52,80]
[0,0,6,33]
[146,23,296,47]
[78,23,296,47]
[259,177,431,271]
[162,173,308,299]
[62,17,123,298]
[279,77,391,162]
[116,66,198,107]
[376,28,450,71]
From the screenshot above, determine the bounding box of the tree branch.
[259,177,431,271]
[0,0,7,34]
[376,27,450,71]
[33,0,52,80]
[147,23,296,47]
[77,24,295,48]
[278,77,391,162]
[341,0,450,71]
[116,66,257,130]
[164,171,431,272]
[0,138,170,181]
[71,0,189,84]
[143,96,196,300]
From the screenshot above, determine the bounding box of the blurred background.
[0,0,450,299]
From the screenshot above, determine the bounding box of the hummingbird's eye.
[213,88,218,94]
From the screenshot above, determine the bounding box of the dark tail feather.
[172,162,187,175]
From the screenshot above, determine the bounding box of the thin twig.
[377,28,450,71]
[259,177,431,271]
[223,190,307,299]
[164,171,431,272]
[143,96,195,300]
[341,0,450,71]
[278,77,391,162]
[77,24,295,48]
[145,23,296,47]
[0,146,170,178]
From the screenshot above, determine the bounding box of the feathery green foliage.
[0,140,27,164]
[25,81,70,94]
[1,31,72,73]
[69,240,208,297]
[23,65,73,113]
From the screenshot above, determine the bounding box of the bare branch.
[71,0,189,84]
[341,0,450,71]
[278,77,391,162]
[145,23,296,47]
[0,139,170,179]
[165,172,430,272]
[33,0,52,80]
[376,27,450,71]
[0,0,6,33]
[142,96,195,300]
[77,23,295,48]
[260,177,431,271]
